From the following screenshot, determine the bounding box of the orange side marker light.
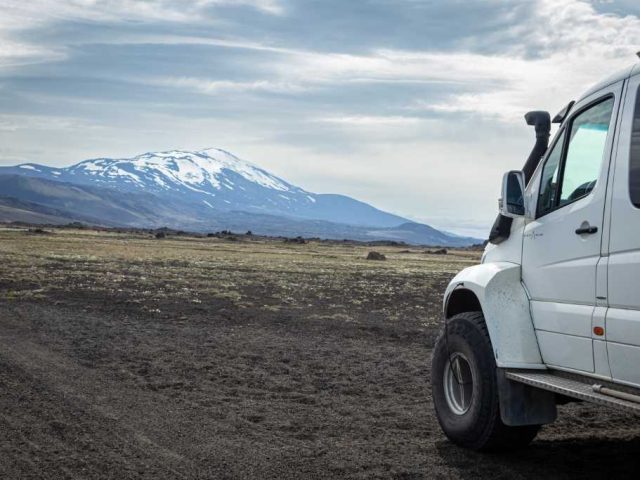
[593,326,605,336]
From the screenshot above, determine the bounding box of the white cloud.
[0,40,65,67]
[204,0,284,15]
[317,115,424,126]
[13,0,630,126]
[0,0,284,66]
[135,0,640,123]
[0,0,283,25]
[282,2,638,122]
[151,76,307,94]
[407,0,640,121]
[0,114,106,132]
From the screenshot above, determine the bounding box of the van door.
[522,83,622,374]
[607,74,640,387]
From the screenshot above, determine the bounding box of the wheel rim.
[443,352,474,415]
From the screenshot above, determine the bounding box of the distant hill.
[0,149,482,246]
[0,196,80,225]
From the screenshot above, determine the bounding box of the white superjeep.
[432,62,640,450]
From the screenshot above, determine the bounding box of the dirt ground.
[1,226,639,479]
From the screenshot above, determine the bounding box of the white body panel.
[520,81,622,374]
[534,330,594,372]
[606,72,640,386]
[482,217,524,265]
[522,202,602,305]
[530,301,593,338]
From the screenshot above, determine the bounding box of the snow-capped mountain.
[6,148,407,228]
[0,148,482,246]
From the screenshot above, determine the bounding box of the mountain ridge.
[5,148,409,228]
[0,149,481,246]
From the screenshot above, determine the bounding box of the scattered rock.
[426,248,447,255]
[366,251,386,261]
[27,228,52,235]
[284,236,306,244]
[64,222,86,229]
[206,231,239,241]
[367,240,405,247]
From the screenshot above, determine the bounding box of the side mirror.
[499,170,526,218]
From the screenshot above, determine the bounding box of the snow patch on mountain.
[57,148,302,205]
[149,149,284,191]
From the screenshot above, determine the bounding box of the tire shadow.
[435,436,640,479]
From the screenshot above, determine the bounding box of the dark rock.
[366,251,386,261]
[284,236,306,244]
[27,228,51,235]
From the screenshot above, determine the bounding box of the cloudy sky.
[1,0,640,237]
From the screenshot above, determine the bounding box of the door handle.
[575,225,598,235]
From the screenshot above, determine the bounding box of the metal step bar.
[505,370,640,414]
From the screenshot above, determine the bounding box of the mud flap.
[497,369,557,426]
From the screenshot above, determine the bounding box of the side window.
[559,97,614,206]
[538,129,566,216]
[537,96,614,217]
[630,86,640,208]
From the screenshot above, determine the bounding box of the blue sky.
[1,0,639,237]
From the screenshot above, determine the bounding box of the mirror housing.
[499,170,527,218]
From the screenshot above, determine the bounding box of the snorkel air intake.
[488,110,551,244]
[522,111,551,184]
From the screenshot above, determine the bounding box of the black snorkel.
[522,111,551,184]
[488,110,551,244]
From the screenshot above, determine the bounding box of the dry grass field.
[1,226,639,479]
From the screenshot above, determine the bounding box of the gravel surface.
[1,227,639,479]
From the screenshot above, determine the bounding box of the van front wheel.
[431,311,540,451]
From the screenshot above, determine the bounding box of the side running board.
[505,370,640,414]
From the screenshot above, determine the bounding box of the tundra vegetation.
[0,226,638,479]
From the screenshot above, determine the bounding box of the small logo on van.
[524,232,544,239]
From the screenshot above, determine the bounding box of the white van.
[432,61,640,450]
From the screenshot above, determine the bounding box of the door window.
[537,96,615,217]
[629,85,640,208]
[559,98,614,206]
[538,129,566,216]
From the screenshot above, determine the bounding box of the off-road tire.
[431,311,540,451]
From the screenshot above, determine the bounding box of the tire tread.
[432,311,539,451]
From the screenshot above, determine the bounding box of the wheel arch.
[443,262,544,369]
[445,288,482,318]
